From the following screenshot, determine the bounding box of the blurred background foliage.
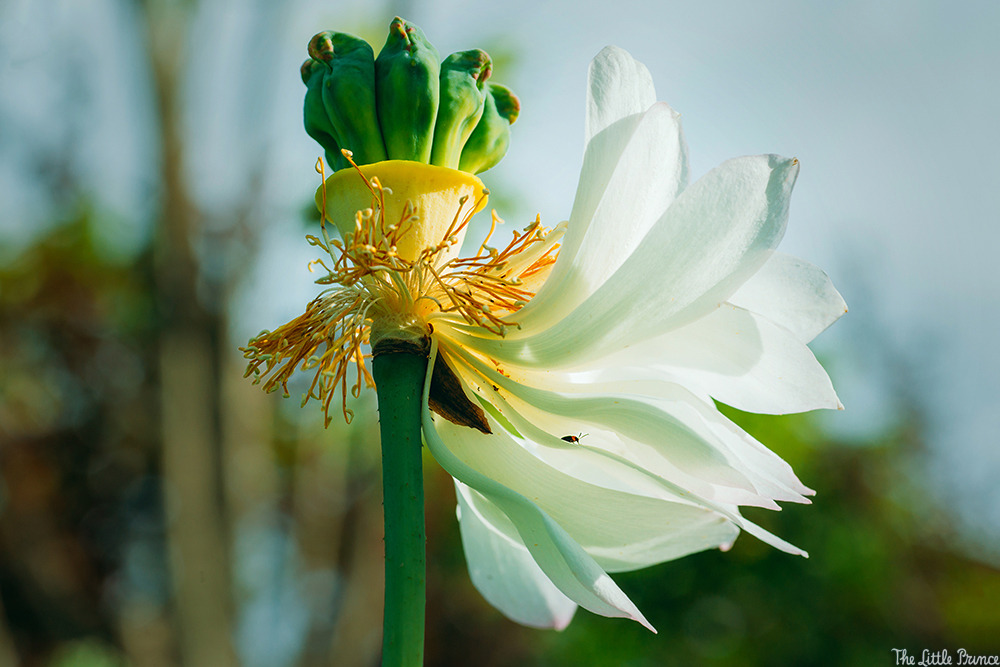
[1,0,998,666]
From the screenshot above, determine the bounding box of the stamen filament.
[241,161,563,424]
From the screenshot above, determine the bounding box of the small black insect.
[560,433,588,444]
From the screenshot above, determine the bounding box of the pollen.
[241,153,562,425]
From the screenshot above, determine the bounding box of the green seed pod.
[301,58,348,172]
[459,83,521,174]
[490,82,521,125]
[309,30,387,166]
[375,17,440,163]
[430,49,492,169]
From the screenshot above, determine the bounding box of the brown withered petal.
[427,350,491,434]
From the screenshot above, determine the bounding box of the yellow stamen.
[241,154,563,424]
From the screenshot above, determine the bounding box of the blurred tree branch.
[142,0,236,664]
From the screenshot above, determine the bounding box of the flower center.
[241,155,562,424]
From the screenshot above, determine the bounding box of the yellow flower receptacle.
[315,160,488,264]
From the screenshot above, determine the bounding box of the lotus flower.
[244,45,845,632]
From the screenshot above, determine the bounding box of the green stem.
[373,346,428,667]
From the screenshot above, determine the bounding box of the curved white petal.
[443,339,811,509]
[518,102,688,332]
[505,383,812,508]
[420,346,656,628]
[456,155,799,369]
[436,405,742,573]
[455,481,577,629]
[600,303,842,414]
[422,406,655,630]
[435,345,809,566]
[586,46,657,143]
[729,252,847,343]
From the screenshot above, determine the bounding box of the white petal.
[430,342,808,561]
[422,400,656,630]
[455,481,577,630]
[703,401,816,502]
[604,303,843,414]
[435,408,739,574]
[729,252,847,343]
[444,339,806,508]
[585,46,657,145]
[457,155,799,369]
[464,417,746,571]
[526,365,816,506]
[518,102,688,332]
[514,387,810,507]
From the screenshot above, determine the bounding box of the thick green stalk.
[372,345,428,667]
